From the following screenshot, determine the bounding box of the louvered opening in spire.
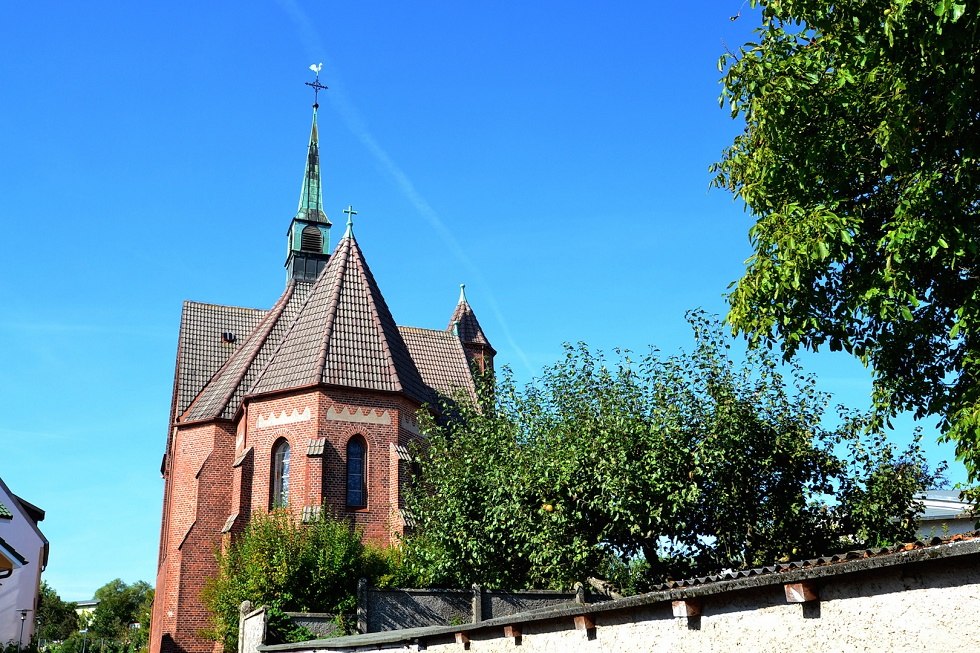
[286,103,332,283]
[301,225,323,253]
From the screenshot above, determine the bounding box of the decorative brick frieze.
[257,406,313,428]
[327,405,392,426]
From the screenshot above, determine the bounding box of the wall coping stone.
[258,536,980,652]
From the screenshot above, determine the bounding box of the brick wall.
[151,422,234,653]
[152,386,424,653]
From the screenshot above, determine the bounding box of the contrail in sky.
[275,0,534,376]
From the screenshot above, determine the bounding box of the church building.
[150,80,495,653]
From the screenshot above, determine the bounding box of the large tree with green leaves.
[712,1,980,479]
[36,582,78,644]
[89,579,153,653]
[401,313,940,592]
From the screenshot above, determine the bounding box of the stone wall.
[251,538,980,653]
[359,582,589,632]
[413,557,980,652]
[238,605,266,653]
[282,613,339,639]
[365,588,472,632]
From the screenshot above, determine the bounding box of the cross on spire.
[306,63,328,108]
[344,204,358,227]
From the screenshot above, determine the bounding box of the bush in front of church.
[202,509,384,651]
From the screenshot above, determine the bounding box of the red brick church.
[150,82,495,653]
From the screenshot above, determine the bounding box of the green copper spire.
[286,65,333,283]
[295,107,330,226]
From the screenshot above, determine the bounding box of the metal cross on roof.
[344,204,358,227]
[306,63,328,108]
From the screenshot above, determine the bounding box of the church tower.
[285,74,331,281]
[150,70,494,653]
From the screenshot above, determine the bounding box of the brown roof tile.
[251,234,429,403]
[448,290,494,352]
[174,235,485,423]
[399,326,476,403]
[181,282,311,423]
[652,531,980,591]
[173,301,268,417]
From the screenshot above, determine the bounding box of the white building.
[0,476,48,648]
[916,489,975,538]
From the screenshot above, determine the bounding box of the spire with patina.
[286,63,332,283]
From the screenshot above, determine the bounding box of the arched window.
[272,439,291,508]
[346,437,367,508]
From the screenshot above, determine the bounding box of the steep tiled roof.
[174,237,485,423]
[448,286,494,351]
[251,234,429,403]
[182,282,312,422]
[173,301,267,417]
[399,326,476,403]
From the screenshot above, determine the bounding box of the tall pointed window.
[272,439,291,508]
[346,436,367,508]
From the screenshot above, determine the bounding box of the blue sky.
[0,2,965,601]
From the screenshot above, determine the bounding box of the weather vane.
[306,63,328,108]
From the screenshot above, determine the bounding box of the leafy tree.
[402,312,941,591]
[202,509,383,653]
[89,579,153,653]
[36,582,78,644]
[712,2,980,481]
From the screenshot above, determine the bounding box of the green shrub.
[202,509,376,652]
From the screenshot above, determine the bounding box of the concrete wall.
[253,542,980,653]
[413,555,980,652]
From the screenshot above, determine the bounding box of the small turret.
[448,284,496,375]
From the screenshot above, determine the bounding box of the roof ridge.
[248,262,338,395]
[181,283,298,422]
[0,477,48,549]
[399,325,456,335]
[182,299,269,313]
[356,248,403,394]
[354,240,431,400]
[313,237,351,386]
[240,233,429,404]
